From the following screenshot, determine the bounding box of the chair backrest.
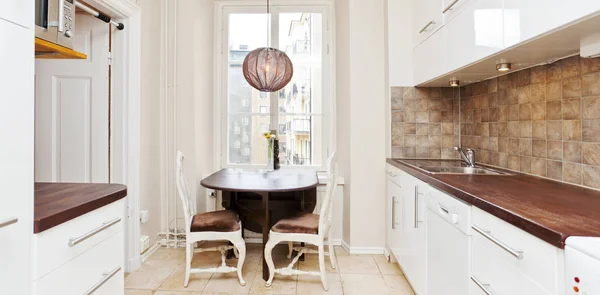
[318,151,338,237]
[176,151,196,234]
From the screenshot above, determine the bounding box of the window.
[220,3,333,168]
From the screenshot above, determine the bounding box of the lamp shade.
[243,47,294,92]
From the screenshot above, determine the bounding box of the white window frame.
[214,0,336,171]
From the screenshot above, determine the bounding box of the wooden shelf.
[35,37,87,59]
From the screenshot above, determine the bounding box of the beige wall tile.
[520,156,532,173]
[582,96,600,119]
[531,157,547,177]
[547,141,563,160]
[546,121,563,140]
[519,103,532,120]
[582,57,600,75]
[583,119,600,142]
[392,110,404,122]
[531,102,546,120]
[545,80,562,101]
[416,123,428,135]
[563,76,582,99]
[582,72,600,97]
[583,143,600,165]
[562,99,581,120]
[508,155,520,170]
[546,61,562,82]
[583,165,600,189]
[564,141,582,163]
[531,66,547,83]
[508,105,520,121]
[546,101,562,120]
[532,121,546,139]
[530,83,546,102]
[547,160,563,180]
[563,120,582,141]
[533,140,547,158]
[563,162,582,185]
[391,87,404,110]
[519,139,532,156]
[562,56,581,78]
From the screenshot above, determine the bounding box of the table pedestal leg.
[261,192,270,281]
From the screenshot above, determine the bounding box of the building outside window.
[222,4,332,168]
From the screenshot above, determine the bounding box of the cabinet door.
[413,0,444,47]
[0,20,34,295]
[387,178,402,262]
[444,0,503,72]
[442,0,473,25]
[503,0,600,47]
[0,0,33,29]
[398,175,428,294]
[413,30,445,85]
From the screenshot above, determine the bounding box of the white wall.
[387,0,414,87]
[336,0,388,249]
[138,0,162,246]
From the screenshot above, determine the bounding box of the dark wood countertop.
[387,159,600,249]
[35,183,127,233]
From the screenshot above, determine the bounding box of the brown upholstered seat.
[272,212,319,235]
[190,210,240,232]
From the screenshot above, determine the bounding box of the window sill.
[317,171,345,185]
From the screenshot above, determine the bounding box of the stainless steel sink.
[419,166,510,175]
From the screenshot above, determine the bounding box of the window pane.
[228,114,271,165]
[278,115,322,166]
[278,13,323,115]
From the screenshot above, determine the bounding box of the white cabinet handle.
[472,225,523,259]
[419,21,435,34]
[414,187,420,228]
[83,266,121,295]
[392,197,398,229]
[68,217,121,247]
[386,171,397,177]
[443,0,459,13]
[471,276,493,295]
[0,217,18,229]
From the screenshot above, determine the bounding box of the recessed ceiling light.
[496,62,512,72]
[449,79,460,87]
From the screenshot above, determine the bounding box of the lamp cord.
[266,0,270,48]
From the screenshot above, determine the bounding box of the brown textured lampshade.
[243,47,294,92]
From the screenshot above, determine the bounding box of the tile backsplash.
[390,87,460,160]
[391,55,600,190]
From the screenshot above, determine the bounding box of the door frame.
[84,0,142,272]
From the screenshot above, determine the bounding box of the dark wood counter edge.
[386,159,570,249]
[200,180,319,193]
[34,184,128,233]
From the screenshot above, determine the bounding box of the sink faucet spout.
[454,147,475,167]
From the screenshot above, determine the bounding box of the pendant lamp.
[242,0,294,92]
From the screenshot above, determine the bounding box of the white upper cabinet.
[442,0,474,24]
[413,28,445,85]
[444,0,504,72]
[0,0,33,28]
[413,0,444,47]
[504,0,600,48]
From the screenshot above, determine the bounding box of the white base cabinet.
[385,164,566,295]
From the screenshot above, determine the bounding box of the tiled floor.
[125,243,415,295]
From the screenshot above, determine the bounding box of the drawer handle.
[387,171,397,177]
[0,217,18,229]
[472,225,523,259]
[419,21,435,34]
[471,276,493,295]
[83,266,121,295]
[392,196,399,229]
[68,217,121,247]
[442,0,460,13]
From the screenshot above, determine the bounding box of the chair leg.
[264,239,277,287]
[287,241,293,259]
[318,243,329,291]
[232,236,246,286]
[184,242,192,287]
[328,231,338,269]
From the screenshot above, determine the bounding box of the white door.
[0,18,34,294]
[35,14,110,183]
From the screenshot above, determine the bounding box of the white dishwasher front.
[426,188,471,295]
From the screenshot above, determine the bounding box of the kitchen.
[1,0,600,294]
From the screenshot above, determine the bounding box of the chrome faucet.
[454,147,475,167]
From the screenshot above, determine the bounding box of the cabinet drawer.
[472,207,559,294]
[34,233,124,295]
[386,164,404,186]
[33,199,125,279]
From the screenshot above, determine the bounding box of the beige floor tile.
[382,275,415,295]
[341,274,389,295]
[336,255,380,274]
[333,246,349,256]
[157,269,211,292]
[125,263,175,290]
[296,273,343,295]
[373,255,404,275]
[297,256,336,273]
[154,291,201,295]
[248,273,297,295]
[202,271,256,294]
[124,290,154,295]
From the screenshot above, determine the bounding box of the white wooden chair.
[176,151,247,287]
[264,152,338,290]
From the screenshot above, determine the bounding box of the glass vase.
[266,137,275,171]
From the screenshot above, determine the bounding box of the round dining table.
[201,168,319,281]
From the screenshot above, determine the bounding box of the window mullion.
[270,7,281,132]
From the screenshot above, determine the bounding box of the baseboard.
[127,255,142,273]
[341,239,386,255]
[141,242,162,263]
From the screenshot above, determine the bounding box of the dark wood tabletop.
[201,169,319,192]
[35,183,127,233]
[387,159,600,248]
